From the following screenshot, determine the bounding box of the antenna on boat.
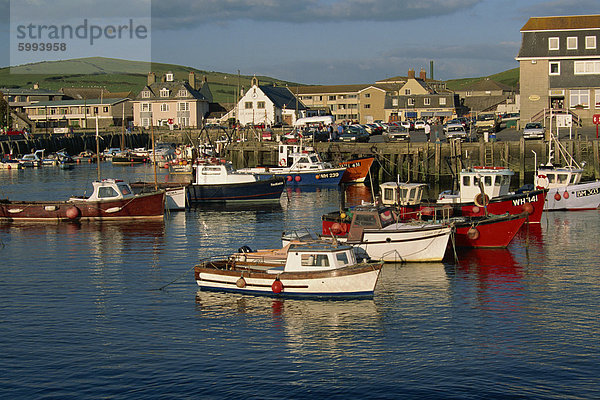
[95,116,101,180]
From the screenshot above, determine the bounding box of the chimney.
[33,82,39,90]
[189,71,196,89]
[419,69,426,80]
[430,60,434,80]
[147,72,156,85]
[407,69,415,79]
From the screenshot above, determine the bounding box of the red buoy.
[467,227,480,240]
[563,191,570,199]
[471,206,480,214]
[294,175,301,182]
[554,192,562,201]
[286,176,293,182]
[66,206,81,220]
[522,203,534,215]
[271,279,284,293]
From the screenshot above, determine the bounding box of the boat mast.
[95,116,101,180]
[121,103,125,151]
[151,121,157,190]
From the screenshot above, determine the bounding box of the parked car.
[399,121,414,131]
[444,123,468,141]
[339,125,370,142]
[414,120,426,130]
[382,125,410,142]
[522,122,545,140]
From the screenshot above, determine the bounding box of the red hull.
[456,189,547,223]
[0,191,165,222]
[453,213,527,248]
[339,157,374,183]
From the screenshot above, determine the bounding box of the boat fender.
[271,278,284,294]
[330,223,345,235]
[471,206,480,214]
[294,176,301,182]
[522,203,534,215]
[563,191,570,199]
[286,175,293,182]
[236,277,246,288]
[536,174,549,188]
[279,158,287,166]
[554,192,562,201]
[474,193,489,207]
[66,206,81,220]
[467,227,480,240]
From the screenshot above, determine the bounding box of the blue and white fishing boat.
[239,144,346,186]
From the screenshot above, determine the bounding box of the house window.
[178,89,188,97]
[245,102,253,109]
[466,91,472,97]
[257,101,265,109]
[586,36,597,50]
[424,98,430,106]
[165,73,173,82]
[574,61,600,75]
[408,98,414,106]
[178,116,189,126]
[141,91,150,98]
[404,89,411,95]
[364,93,371,98]
[567,37,578,50]
[439,97,446,105]
[549,61,560,75]
[595,90,600,108]
[160,103,169,112]
[177,102,189,111]
[549,37,559,50]
[569,89,589,109]
[364,104,371,109]
[348,94,357,99]
[392,98,398,107]
[93,107,98,114]
[328,95,336,101]
[103,106,109,113]
[160,88,170,97]
[141,118,150,127]
[141,103,150,112]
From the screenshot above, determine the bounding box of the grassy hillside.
[0,57,301,103]
[445,68,519,91]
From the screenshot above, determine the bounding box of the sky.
[2,0,600,84]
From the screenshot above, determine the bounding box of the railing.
[529,108,581,126]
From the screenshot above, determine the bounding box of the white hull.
[165,187,186,210]
[197,267,381,297]
[544,181,600,210]
[341,224,452,262]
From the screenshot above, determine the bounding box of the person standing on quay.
[424,122,431,142]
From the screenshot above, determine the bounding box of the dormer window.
[160,88,170,97]
[178,89,188,97]
[165,73,174,82]
[141,90,150,98]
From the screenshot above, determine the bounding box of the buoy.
[315,175,320,180]
[522,203,534,215]
[330,223,344,235]
[554,192,562,201]
[474,193,490,207]
[66,206,81,220]
[271,278,284,294]
[472,206,480,214]
[340,212,346,219]
[286,175,293,182]
[537,174,549,188]
[236,277,246,288]
[294,175,301,182]
[467,227,480,240]
[563,191,570,199]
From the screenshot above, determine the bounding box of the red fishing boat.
[451,212,528,248]
[339,157,375,183]
[0,179,165,222]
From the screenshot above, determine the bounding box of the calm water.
[1,164,599,399]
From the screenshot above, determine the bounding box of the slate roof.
[135,81,208,102]
[60,88,133,100]
[261,85,306,110]
[23,98,129,108]
[290,84,389,95]
[1,88,63,96]
[521,15,600,31]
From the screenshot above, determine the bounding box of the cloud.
[518,0,600,17]
[151,0,482,28]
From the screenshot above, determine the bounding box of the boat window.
[297,157,310,164]
[117,184,132,195]
[201,166,222,175]
[547,174,555,183]
[383,187,395,203]
[309,155,319,163]
[98,186,119,198]
[484,176,492,186]
[336,252,349,265]
[462,176,470,186]
[558,174,569,184]
[301,254,329,267]
[408,188,416,201]
[399,188,408,201]
[502,175,511,186]
[473,176,480,186]
[353,213,379,227]
[495,176,501,186]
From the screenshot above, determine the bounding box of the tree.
[0,92,12,130]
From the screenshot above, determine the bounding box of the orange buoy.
[522,203,534,215]
[471,206,480,214]
[271,278,284,294]
[467,227,480,240]
[236,277,246,288]
[66,206,81,220]
[294,175,301,182]
[554,192,562,201]
[286,176,293,182]
[563,191,569,199]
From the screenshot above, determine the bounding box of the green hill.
[445,68,519,91]
[0,57,301,103]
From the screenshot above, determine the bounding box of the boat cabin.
[380,182,427,206]
[438,166,513,204]
[80,179,136,202]
[193,161,256,185]
[267,242,358,274]
[535,165,583,188]
[277,144,332,170]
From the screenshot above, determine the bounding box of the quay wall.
[226,139,600,190]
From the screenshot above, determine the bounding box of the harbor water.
[1,163,599,399]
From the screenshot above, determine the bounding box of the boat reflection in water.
[342,183,373,207]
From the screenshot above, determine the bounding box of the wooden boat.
[111,151,149,164]
[0,179,165,222]
[313,205,451,262]
[188,158,284,203]
[239,144,346,186]
[534,133,600,211]
[130,182,187,210]
[195,242,383,298]
[339,157,375,183]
